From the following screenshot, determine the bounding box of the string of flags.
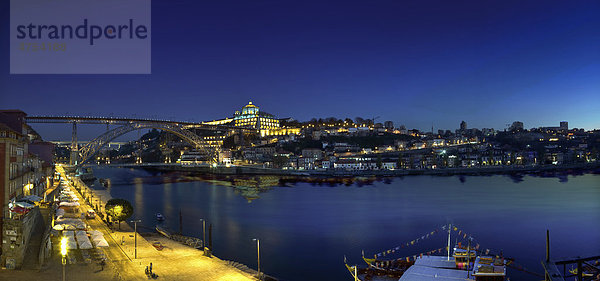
[373,224,479,259]
[374,243,488,266]
[373,247,448,265]
[374,225,444,258]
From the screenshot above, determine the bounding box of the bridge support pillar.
[70,121,78,165]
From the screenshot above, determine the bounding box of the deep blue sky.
[1,0,599,140]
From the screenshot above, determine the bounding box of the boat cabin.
[472,256,506,281]
[453,246,477,270]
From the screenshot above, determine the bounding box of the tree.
[105,199,134,230]
[536,146,546,165]
[355,117,365,125]
[273,155,289,169]
[397,154,404,169]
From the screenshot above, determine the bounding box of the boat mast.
[447,223,451,261]
[467,237,471,278]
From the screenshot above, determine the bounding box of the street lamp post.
[252,238,261,280]
[200,219,206,255]
[131,220,141,259]
[60,236,68,281]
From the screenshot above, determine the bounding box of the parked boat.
[98,178,110,187]
[78,167,96,182]
[156,213,165,221]
[345,224,508,281]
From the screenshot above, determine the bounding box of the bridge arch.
[78,122,217,166]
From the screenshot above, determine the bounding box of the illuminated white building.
[233,102,280,130]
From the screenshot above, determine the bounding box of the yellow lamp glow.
[60,236,68,256]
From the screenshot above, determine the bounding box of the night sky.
[1,0,599,140]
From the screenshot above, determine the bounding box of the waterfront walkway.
[69,166,257,281]
[0,165,257,281]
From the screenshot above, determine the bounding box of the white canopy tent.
[59,202,80,207]
[93,238,109,248]
[76,235,93,250]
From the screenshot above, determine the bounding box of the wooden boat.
[348,224,508,281]
[569,267,594,277]
[155,225,171,239]
[98,178,109,187]
[344,257,363,281]
[359,253,414,279]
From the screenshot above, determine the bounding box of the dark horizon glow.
[1,0,599,140]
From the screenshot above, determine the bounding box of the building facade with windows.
[1,110,54,261]
[233,102,280,130]
[203,101,300,137]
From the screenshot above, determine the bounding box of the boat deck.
[413,255,458,269]
[398,256,473,281]
[398,264,471,281]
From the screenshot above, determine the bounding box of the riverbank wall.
[117,162,600,178]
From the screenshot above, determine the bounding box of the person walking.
[149,262,153,273]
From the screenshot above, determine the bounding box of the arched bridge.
[78,121,217,165]
[26,115,255,166]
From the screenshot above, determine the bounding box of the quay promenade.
[0,165,258,281]
[64,165,258,281]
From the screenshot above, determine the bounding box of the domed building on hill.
[233,102,279,130]
[202,101,299,137]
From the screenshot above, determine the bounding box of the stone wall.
[1,207,42,269]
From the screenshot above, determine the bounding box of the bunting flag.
[373,224,449,257]
[450,224,479,245]
[372,224,481,259]
[380,247,450,263]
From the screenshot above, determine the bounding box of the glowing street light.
[130,219,142,259]
[199,219,206,255]
[252,238,261,280]
[61,236,68,281]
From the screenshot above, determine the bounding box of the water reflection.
[89,165,599,203]
[134,177,144,217]
[163,182,173,221]
[508,173,524,183]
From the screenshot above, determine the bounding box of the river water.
[89,166,600,281]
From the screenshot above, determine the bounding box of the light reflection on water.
[89,166,600,281]
[134,177,144,218]
[163,182,173,221]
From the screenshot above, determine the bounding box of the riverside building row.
[0,110,55,267]
[62,101,596,170]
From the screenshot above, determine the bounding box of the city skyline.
[17,103,590,142]
[1,1,599,280]
[1,0,599,137]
